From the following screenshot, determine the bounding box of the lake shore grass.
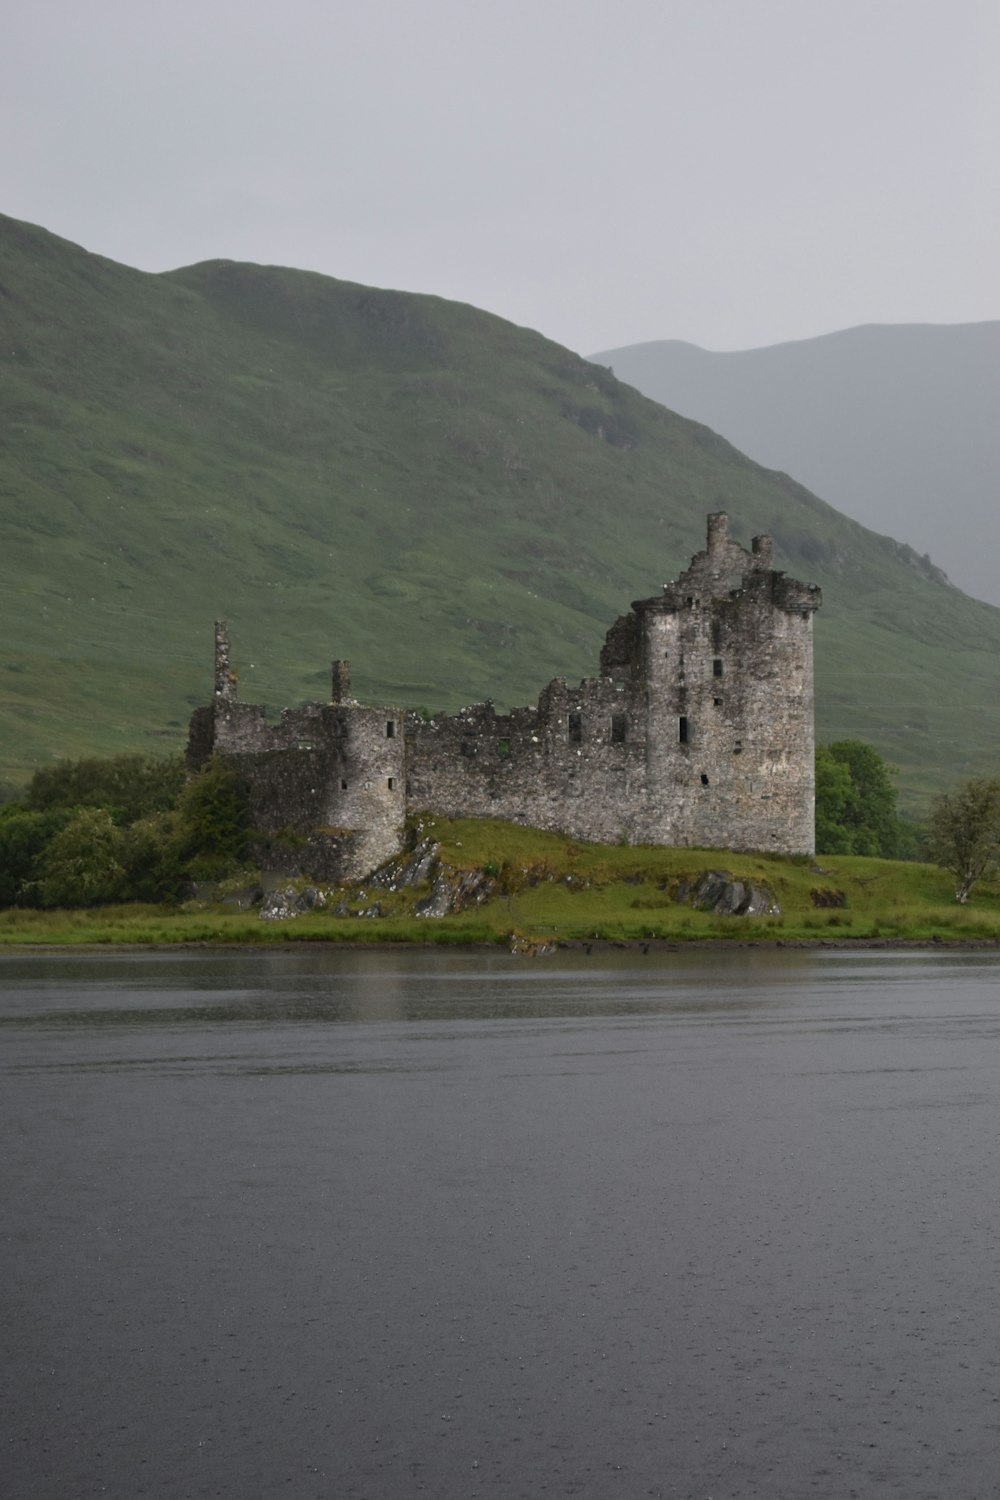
[1,816,998,949]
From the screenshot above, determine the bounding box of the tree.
[815,740,900,857]
[174,758,251,877]
[927,778,1000,903]
[815,745,854,854]
[0,806,74,907]
[33,808,128,908]
[121,813,188,903]
[27,754,186,824]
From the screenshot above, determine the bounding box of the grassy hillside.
[3,213,1000,811]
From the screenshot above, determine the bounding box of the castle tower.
[635,513,821,853]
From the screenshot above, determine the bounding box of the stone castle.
[187,513,822,877]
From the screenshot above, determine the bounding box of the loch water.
[3,946,1000,1499]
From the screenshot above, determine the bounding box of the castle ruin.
[187,513,822,877]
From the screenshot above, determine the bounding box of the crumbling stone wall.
[406,513,819,854]
[404,675,648,845]
[188,633,406,880]
[186,513,821,877]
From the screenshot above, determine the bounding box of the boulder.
[677,870,780,917]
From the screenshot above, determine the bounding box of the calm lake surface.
[3,946,1000,1499]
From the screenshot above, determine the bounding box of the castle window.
[568,712,583,744]
[386,720,396,738]
[701,773,709,786]
[340,779,348,790]
[387,777,395,790]
[733,739,742,755]
[610,714,627,744]
[713,697,723,707]
[686,596,696,608]
[679,716,689,744]
[498,737,511,757]
[713,658,723,678]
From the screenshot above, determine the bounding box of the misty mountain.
[3,212,1000,810]
[591,324,1000,606]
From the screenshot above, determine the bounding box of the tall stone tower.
[625,512,821,852]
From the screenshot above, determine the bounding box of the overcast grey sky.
[5,0,997,354]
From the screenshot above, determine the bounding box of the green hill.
[591,324,1000,607]
[2,212,999,811]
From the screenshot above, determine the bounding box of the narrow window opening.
[679,716,689,745]
[498,737,510,757]
[700,773,709,786]
[610,714,626,744]
[713,697,723,707]
[340,779,348,790]
[733,739,742,755]
[387,777,395,791]
[713,658,723,678]
[568,712,582,744]
[685,595,696,609]
[386,720,396,738]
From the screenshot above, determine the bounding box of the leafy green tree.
[27,754,186,824]
[815,745,854,854]
[174,758,251,877]
[33,807,129,908]
[815,740,900,857]
[927,778,1000,903]
[0,805,74,907]
[120,813,189,903]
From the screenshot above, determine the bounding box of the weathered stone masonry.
[187,514,821,877]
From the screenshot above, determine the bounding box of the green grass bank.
[1,817,997,949]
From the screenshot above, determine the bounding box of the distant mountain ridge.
[590,323,1000,606]
[3,212,1000,811]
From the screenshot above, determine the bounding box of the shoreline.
[3,934,1000,956]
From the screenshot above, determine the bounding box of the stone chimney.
[331,659,351,703]
[751,533,773,567]
[214,621,237,702]
[706,512,729,552]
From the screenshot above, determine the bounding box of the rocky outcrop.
[414,865,499,917]
[675,870,781,917]
[259,884,329,921]
[368,837,499,916]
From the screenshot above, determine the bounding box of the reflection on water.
[3,946,1000,1498]
[4,943,1000,1032]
